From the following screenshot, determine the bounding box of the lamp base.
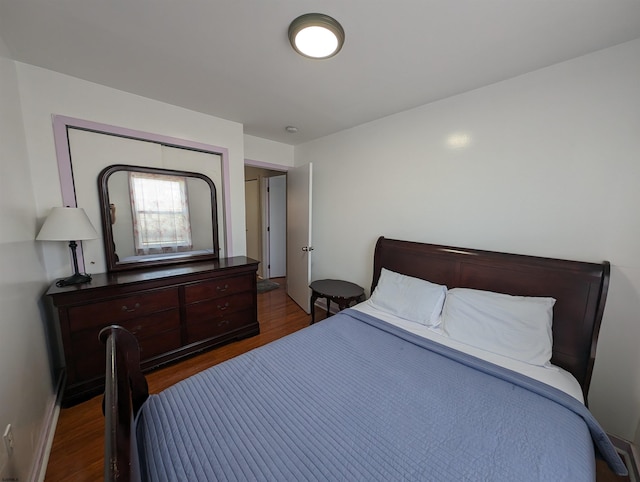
[56,272,92,287]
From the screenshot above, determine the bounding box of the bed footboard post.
[100,325,149,482]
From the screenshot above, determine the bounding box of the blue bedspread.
[136,309,626,481]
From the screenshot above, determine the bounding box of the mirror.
[98,164,219,271]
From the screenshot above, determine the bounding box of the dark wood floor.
[44,277,628,481]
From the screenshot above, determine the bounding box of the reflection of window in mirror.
[129,172,193,255]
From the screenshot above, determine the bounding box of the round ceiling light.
[288,13,345,59]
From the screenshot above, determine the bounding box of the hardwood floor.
[44,277,628,481]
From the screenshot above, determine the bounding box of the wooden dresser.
[46,257,259,406]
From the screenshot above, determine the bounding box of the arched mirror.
[98,164,219,271]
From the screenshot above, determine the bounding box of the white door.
[287,163,313,313]
[267,175,287,278]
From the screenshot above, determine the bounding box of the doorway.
[244,166,287,280]
[244,179,261,262]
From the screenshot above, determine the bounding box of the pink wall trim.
[51,115,234,269]
[51,116,78,209]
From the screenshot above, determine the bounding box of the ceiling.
[1,1,639,145]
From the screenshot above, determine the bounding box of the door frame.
[244,178,262,276]
[244,160,290,279]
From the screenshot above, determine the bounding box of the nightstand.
[309,279,366,324]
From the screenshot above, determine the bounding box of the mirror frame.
[98,164,220,272]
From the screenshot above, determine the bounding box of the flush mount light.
[288,13,345,59]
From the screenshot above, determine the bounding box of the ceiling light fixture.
[288,13,345,59]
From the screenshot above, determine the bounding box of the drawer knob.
[218,319,230,327]
[216,284,229,292]
[121,302,141,312]
[217,302,230,311]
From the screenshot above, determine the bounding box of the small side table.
[309,279,366,324]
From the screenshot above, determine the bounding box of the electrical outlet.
[3,424,13,456]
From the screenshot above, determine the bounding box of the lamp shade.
[36,207,99,241]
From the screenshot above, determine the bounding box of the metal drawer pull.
[217,302,230,311]
[121,302,141,312]
[218,319,230,327]
[216,284,229,292]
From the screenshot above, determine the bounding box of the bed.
[101,236,627,481]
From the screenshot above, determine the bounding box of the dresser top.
[46,256,259,296]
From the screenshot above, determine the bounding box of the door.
[267,175,286,278]
[287,162,313,312]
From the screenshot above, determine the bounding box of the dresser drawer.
[73,327,181,381]
[184,274,253,303]
[70,309,180,356]
[186,309,254,344]
[69,309,180,383]
[185,291,254,322]
[138,328,182,362]
[67,287,179,331]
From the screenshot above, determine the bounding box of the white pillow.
[368,268,447,327]
[442,288,555,366]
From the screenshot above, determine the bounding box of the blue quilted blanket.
[136,309,626,481]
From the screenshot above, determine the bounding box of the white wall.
[0,50,53,481]
[16,63,247,280]
[244,134,294,167]
[296,39,640,441]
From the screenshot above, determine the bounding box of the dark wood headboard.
[371,237,610,402]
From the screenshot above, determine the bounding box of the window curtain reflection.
[129,172,193,255]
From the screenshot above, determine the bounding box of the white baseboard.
[609,433,640,482]
[313,299,341,319]
[29,371,65,482]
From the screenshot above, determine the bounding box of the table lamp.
[36,206,99,287]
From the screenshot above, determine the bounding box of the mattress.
[135,309,624,481]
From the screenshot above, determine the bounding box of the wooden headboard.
[371,237,610,402]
